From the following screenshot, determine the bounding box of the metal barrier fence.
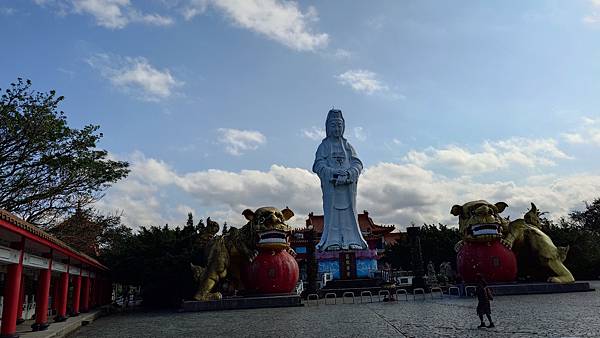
[324,293,337,305]
[360,291,373,303]
[378,290,390,302]
[465,286,477,297]
[413,288,425,300]
[342,292,355,304]
[396,289,408,301]
[307,293,319,306]
[448,286,461,297]
[430,287,443,299]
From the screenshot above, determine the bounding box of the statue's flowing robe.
[313,137,367,251]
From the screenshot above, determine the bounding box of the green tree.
[419,224,461,270]
[49,206,132,257]
[569,198,600,234]
[186,212,194,227]
[545,217,600,280]
[0,78,129,226]
[102,218,208,307]
[382,224,460,271]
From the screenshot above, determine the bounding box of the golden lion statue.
[191,206,294,301]
[452,200,574,283]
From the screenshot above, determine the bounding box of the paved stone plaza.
[71,282,600,338]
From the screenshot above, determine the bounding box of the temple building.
[290,210,404,282]
[0,209,111,337]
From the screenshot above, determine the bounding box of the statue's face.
[329,118,344,137]
[451,200,508,242]
[242,207,294,250]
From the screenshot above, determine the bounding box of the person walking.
[476,274,494,328]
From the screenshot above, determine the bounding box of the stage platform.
[181,294,302,312]
[487,281,594,296]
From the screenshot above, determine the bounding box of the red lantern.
[457,240,517,283]
[242,249,299,294]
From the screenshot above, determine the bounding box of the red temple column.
[31,255,53,331]
[0,240,24,338]
[71,274,82,316]
[54,271,69,322]
[52,277,59,312]
[89,277,95,308]
[0,238,25,338]
[80,275,90,313]
[103,279,110,305]
[16,277,25,325]
[97,278,103,306]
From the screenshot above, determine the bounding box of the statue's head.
[450,200,508,242]
[326,109,345,138]
[242,206,294,250]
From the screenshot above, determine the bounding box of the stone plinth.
[181,295,302,312]
[317,249,377,279]
[487,281,594,296]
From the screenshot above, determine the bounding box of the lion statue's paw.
[500,238,513,249]
[193,292,223,301]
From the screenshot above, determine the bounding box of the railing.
[342,292,355,304]
[430,287,443,299]
[465,286,477,297]
[378,290,391,302]
[448,286,461,297]
[360,291,373,303]
[303,284,473,307]
[306,294,319,306]
[395,289,408,301]
[413,288,425,300]
[324,293,337,305]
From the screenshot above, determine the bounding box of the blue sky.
[2,0,600,229]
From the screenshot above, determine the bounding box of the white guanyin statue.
[313,109,368,251]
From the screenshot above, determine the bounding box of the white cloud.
[131,11,174,26]
[35,0,328,50]
[181,0,209,20]
[0,7,17,15]
[36,0,173,29]
[405,137,571,175]
[217,128,266,156]
[332,48,351,59]
[353,126,367,141]
[358,162,600,226]
[186,0,328,51]
[583,0,600,24]
[98,151,600,230]
[72,0,130,28]
[562,117,600,146]
[87,53,183,101]
[95,154,167,227]
[98,154,321,228]
[336,69,389,95]
[301,126,325,141]
[561,132,585,144]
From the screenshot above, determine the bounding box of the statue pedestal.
[242,249,299,295]
[317,249,378,280]
[457,240,517,283]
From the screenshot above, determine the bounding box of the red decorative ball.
[457,240,517,283]
[242,249,299,295]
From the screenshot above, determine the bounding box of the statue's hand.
[288,248,297,257]
[248,250,259,262]
[500,238,513,250]
[334,169,348,177]
[336,175,349,185]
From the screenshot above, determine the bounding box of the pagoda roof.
[304,210,396,235]
[0,209,107,270]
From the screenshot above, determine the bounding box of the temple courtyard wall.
[63,281,600,338]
